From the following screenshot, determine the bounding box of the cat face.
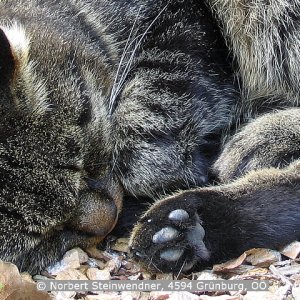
[0,25,87,232]
[0,24,123,255]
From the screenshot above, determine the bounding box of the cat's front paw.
[129,192,210,273]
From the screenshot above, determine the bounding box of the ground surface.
[1,238,300,300]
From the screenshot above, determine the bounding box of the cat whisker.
[113,4,169,98]
[108,7,142,115]
[108,3,169,115]
[175,258,187,279]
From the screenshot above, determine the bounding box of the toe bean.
[168,209,189,222]
[152,227,179,244]
[160,248,184,261]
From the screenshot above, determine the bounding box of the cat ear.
[0,28,16,86]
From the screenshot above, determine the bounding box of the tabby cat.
[0,0,299,274]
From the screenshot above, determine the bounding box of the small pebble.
[87,268,111,280]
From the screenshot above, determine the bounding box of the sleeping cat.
[0,0,299,274]
[129,0,300,272]
[0,0,237,272]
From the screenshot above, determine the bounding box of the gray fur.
[209,0,300,109]
[129,0,300,273]
[0,0,237,272]
[2,0,300,274]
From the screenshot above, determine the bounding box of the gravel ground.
[1,238,300,300]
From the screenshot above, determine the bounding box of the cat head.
[0,23,51,116]
[0,24,84,230]
[0,24,122,245]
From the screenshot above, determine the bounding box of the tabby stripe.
[66,0,114,66]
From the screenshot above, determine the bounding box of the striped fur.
[129,0,300,273]
[1,0,300,274]
[0,0,238,272]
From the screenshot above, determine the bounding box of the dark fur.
[0,0,237,273]
[130,0,300,273]
[1,0,299,274]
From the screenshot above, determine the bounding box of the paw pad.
[187,222,205,240]
[160,248,184,261]
[152,226,179,243]
[168,209,189,222]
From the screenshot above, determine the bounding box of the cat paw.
[213,110,300,183]
[129,192,210,273]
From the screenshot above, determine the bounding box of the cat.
[1,0,299,274]
[130,109,300,272]
[129,0,300,272]
[0,0,238,273]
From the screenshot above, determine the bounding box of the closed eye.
[54,164,82,172]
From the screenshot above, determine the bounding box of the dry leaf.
[87,258,106,269]
[52,269,88,299]
[106,258,122,273]
[273,260,291,267]
[243,291,280,300]
[245,248,281,267]
[0,260,50,300]
[168,292,200,300]
[86,293,121,300]
[199,296,240,300]
[20,272,35,284]
[156,273,174,280]
[128,273,142,280]
[149,291,172,300]
[55,268,88,280]
[213,252,247,272]
[52,290,76,299]
[292,286,300,300]
[196,271,221,281]
[110,238,130,253]
[86,268,111,280]
[275,264,300,276]
[222,265,255,275]
[73,247,89,264]
[238,267,268,277]
[290,273,300,285]
[46,248,81,275]
[280,241,300,259]
[121,291,142,300]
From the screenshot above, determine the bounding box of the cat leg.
[111,0,236,197]
[213,108,300,182]
[129,161,300,273]
[129,110,300,272]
